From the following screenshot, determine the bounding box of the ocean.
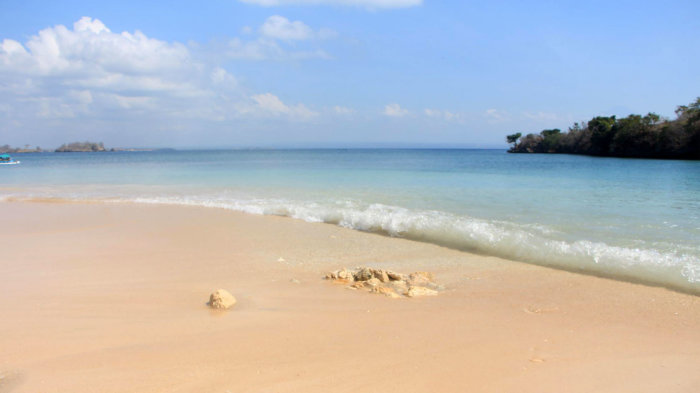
[2,149,699,293]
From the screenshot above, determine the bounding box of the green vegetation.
[55,141,106,152]
[507,97,700,159]
[506,132,522,149]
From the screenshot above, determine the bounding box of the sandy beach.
[1,201,699,393]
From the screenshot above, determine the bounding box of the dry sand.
[1,201,699,393]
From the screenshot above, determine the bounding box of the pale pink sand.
[1,201,699,393]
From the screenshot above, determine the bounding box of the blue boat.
[0,153,20,165]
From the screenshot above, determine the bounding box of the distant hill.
[506,97,700,160]
[55,142,106,152]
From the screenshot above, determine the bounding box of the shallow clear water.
[2,149,699,292]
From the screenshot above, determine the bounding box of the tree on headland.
[506,132,522,148]
[588,116,616,155]
[540,129,562,152]
[675,98,700,125]
[507,97,700,159]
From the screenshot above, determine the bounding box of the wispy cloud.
[484,108,510,122]
[223,37,332,61]
[383,103,409,117]
[522,111,559,121]
[333,105,355,115]
[260,15,335,41]
[238,93,319,120]
[424,108,463,122]
[221,15,335,60]
[239,0,422,9]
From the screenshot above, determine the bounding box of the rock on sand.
[406,286,438,297]
[371,286,401,299]
[209,289,237,310]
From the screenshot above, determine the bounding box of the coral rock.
[372,269,390,283]
[337,268,355,282]
[391,280,409,292]
[354,267,374,281]
[408,271,435,285]
[325,268,354,282]
[406,286,438,298]
[350,282,366,289]
[371,286,401,298]
[209,289,237,310]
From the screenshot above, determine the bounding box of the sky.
[0,0,698,149]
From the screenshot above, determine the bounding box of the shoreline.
[3,195,698,295]
[1,201,699,392]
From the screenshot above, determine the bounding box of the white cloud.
[484,108,510,122]
[222,16,335,60]
[18,18,189,77]
[333,105,355,115]
[260,15,313,41]
[522,111,558,121]
[224,37,331,60]
[384,103,408,117]
[210,66,238,88]
[424,108,463,122]
[239,0,422,9]
[237,93,319,120]
[0,17,318,127]
[0,17,197,95]
[1,17,204,125]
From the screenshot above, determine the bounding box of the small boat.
[0,153,20,165]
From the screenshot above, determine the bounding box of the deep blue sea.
[2,149,699,293]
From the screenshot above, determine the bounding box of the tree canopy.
[507,97,700,159]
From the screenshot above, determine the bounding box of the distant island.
[1,142,173,153]
[55,141,107,152]
[0,144,43,153]
[506,97,700,159]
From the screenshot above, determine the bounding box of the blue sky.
[1,0,698,148]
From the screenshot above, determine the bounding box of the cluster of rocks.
[324,267,442,298]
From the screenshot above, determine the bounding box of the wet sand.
[1,201,699,392]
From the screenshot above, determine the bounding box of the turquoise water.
[2,149,699,293]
